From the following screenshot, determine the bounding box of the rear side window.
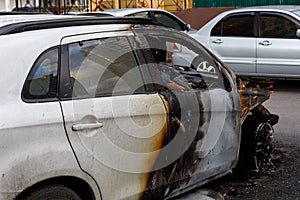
[68,36,145,98]
[22,48,59,102]
[259,14,300,38]
[211,13,255,37]
[128,11,150,18]
[153,12,183,31]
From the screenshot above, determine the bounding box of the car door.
[59,32,169,200]
[257,12,300,77]
[209,12,257,75]
[133,28,241,199]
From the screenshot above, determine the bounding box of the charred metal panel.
[140,63,241,199]
[238,77,276,124]
[128,27,242,199]
[236,77,279,173]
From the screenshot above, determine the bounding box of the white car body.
[0,14,240,200]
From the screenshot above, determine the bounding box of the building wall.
[173,7,234,29]
[2,0,299,12]
[2,0,192,11]
[0,1,6,11]
[92,0,192,11]
[1,0,14,11]
[1,0,41,11]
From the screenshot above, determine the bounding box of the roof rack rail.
[0,17,156,35]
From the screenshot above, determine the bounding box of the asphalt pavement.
[208,80,300,200]
[264,80,300,146]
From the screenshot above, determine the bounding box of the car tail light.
[172,43,182,52]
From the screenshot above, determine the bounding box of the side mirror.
[185,24,191,32]
[297,29,300,39]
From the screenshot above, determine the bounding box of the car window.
[126,11,185,31]
[141,33,226,91]
[68,36,145,98]
[22,48,58,102]
[153,12,184,31]
[211,13,255,37]
[128,11,150,18]
[259,14,300,38]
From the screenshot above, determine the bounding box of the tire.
[234,115,274,177]
[253,122,274,171]
[17,184,82,200]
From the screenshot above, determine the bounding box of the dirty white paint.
[61,94,168,200]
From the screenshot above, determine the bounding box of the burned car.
[236,77,279,173]
[172,43,279,174]
[0,14,276,200]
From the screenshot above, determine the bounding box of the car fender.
[0,130,100,200]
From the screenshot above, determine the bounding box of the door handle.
[72,122,103,131]
[212,39,223,44]
[259,40,272,46]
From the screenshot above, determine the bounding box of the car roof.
[0,15,156,35]
[202,5,300,25]
[101,8,175,16]
[235,5,300,12]
[220,5,300,15]
[68,11,113,17]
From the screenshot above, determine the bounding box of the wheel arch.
[234,105,279,175]
[15,176,98,200]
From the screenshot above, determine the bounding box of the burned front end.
[131,26,280,199]
[237,78,279,173]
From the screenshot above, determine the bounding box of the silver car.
[189,5,300,79]
[77,8,192,32]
